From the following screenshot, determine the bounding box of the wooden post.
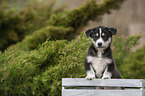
[142,79,145,96]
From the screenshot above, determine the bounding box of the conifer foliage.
[120,44,145,79]
[8,0,126,51]
[1,0,145,96]
[0,0,65,51]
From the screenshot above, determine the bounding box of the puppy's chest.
[87,56,112,76]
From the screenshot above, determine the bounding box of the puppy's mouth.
[96,46,105,48]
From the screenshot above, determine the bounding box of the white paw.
[85,75,95,80]
[102,75,111,79]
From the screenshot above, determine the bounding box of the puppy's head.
[85,26,117,49]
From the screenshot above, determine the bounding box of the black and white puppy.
[84,26,121,80]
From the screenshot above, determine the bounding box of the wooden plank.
[62,89,142,96]
[62,78,142,87]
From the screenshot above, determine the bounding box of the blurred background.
[1,0,145,51]
[56,0,145,48]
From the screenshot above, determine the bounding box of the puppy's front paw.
[85,75,95,80]
[102,75,111,79]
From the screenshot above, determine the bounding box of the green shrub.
[30,34,141,95]
[0,40,68,95]
[0,50,39,95]
[0,0,65,51]
[2,0,143,95]
[8,26,73,51]
[48,0,125,40]
[112,35,141,67]
[0,6,26,51]
[7,0,125,51]
[0,32,141,95]
[30,33,90,95]
[120,45,145,79]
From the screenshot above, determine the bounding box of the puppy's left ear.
[85,28,93,38]
[109,27,117,35]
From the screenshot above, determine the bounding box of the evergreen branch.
[48,0,125,27]
[7,0,126,51]
[48,0,125,40]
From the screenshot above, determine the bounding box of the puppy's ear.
[109,27,117,35]
[85,28,93,38]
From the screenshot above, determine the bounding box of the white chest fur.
[87,56,112,78]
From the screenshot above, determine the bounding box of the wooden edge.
[62,78,144,87]
[62,89,142,96]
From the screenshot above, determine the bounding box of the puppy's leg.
[102,67,112,79]
[84,60,95,80]
[85,66,95,80]
[102,67,113,90]
[102,66,122,90]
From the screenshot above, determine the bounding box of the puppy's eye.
[102,33,107,37]
[96,33,99,37]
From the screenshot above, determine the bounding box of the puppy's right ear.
[85,29,93,38]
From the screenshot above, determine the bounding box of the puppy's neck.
[91,43,105,58]
[91,43,112,58]
[97,48,104,58]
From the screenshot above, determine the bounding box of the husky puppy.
[84,26,121,80]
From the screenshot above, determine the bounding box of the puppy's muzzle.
[98,42,102,46]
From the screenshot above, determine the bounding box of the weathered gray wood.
[62,78,145,96]
[62,78,142,87]
[142,79,145,87]
[62,89,142,96]
[142,80,145,96]
[143,89,145,96]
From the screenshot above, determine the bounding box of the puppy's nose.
[98,42,102,46]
